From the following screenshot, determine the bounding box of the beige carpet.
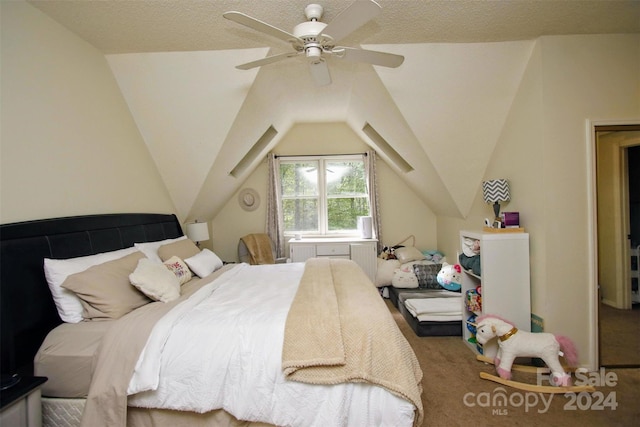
[599,302,640,366]
[386,300,640,426]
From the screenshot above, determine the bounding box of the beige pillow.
[158,239,200,262]
[61,251,150,320]
[130,258,180,302]
[394,246,426,264]
[163,256,192,285]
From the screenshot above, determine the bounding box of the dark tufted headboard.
[0,213,183,376]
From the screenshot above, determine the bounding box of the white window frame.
[278,154,369,237]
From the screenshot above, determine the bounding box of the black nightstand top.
[0,376,47,411]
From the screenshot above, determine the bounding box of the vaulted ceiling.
[27,0,640,221]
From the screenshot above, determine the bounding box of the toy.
[465,288,482,313]
[473,314,594,393]
[436,262,462,291]
[378,245,398,260]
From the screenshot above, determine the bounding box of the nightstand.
[0,376,47,427]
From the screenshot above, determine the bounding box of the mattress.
[388,286,462,337]
[35,321,112,397]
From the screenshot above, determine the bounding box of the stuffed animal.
[437,262,462,291]
[378,245,397,260]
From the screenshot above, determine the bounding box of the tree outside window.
[279,155,370,235]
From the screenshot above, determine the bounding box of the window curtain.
[266,153,285,258]
[364,150,382,253]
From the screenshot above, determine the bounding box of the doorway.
[594,126,640,367]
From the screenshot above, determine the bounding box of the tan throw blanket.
[282,258,424,426]
[241,234,275,265]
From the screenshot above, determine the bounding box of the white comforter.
[127,262,415,427]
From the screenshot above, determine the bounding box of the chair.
[238,233,287,265]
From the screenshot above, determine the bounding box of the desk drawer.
[316,244,350,256]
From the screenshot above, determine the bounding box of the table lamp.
[185,221,210,247]
[482,179,511,223]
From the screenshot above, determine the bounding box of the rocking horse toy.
[473,314,596,393]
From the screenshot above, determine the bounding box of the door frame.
[586,118,640,369]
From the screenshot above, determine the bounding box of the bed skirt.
[42,397,275,427]
[42,398,84,427]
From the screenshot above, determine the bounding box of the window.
[279,155,370,236]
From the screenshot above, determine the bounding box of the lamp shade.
[482,179,511,203]
[185,221,210,243]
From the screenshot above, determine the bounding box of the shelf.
[482,226,525,233]
[459,230,531,358]
[462,268,481,280]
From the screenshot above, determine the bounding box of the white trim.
[586,118,640,371]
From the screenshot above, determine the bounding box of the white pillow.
[185,249,223,278]
[134,236,187,263]
[375,258,400,287]
[129,258,180,303]
[44,246,140,323]
[391,262,420,289]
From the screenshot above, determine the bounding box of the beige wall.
[596,132,623,308]
[3,1,639,370]
[211,122,438,262]
[438,34,640,369]
[0,1,175,224]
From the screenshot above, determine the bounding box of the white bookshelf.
[459,230,531,358]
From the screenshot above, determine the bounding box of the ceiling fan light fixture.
[306,46,322,62]
[293,20,327,40]
[304,4,324,21]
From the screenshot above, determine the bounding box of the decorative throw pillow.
[413,263,443,289]
[391,267,419,288]
[130,258,180,303]
[185,249,224,278]
[158,239,200,263]
[134,236,187,263]
[163,256,192,285]
[61,251,150,320]
[394,246,426,264]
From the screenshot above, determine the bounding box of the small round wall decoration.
[238,188,260,211]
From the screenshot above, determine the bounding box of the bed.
[0,213,423,427]
[375,246,462,337]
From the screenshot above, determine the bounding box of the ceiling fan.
[223,0,404,86]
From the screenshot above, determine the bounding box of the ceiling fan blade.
[236,52,301,70]
[223,11,303,48]
[308,60,331,86]
[321,0,381,43]
[333,47,404,68]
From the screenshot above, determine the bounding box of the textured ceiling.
[28,0,640,54]
[23,0,640,222]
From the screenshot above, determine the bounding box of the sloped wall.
[211,122,438,262]
[0,1,175,224]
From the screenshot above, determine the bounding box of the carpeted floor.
[599,302,640,366]
[385,299,640,426]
